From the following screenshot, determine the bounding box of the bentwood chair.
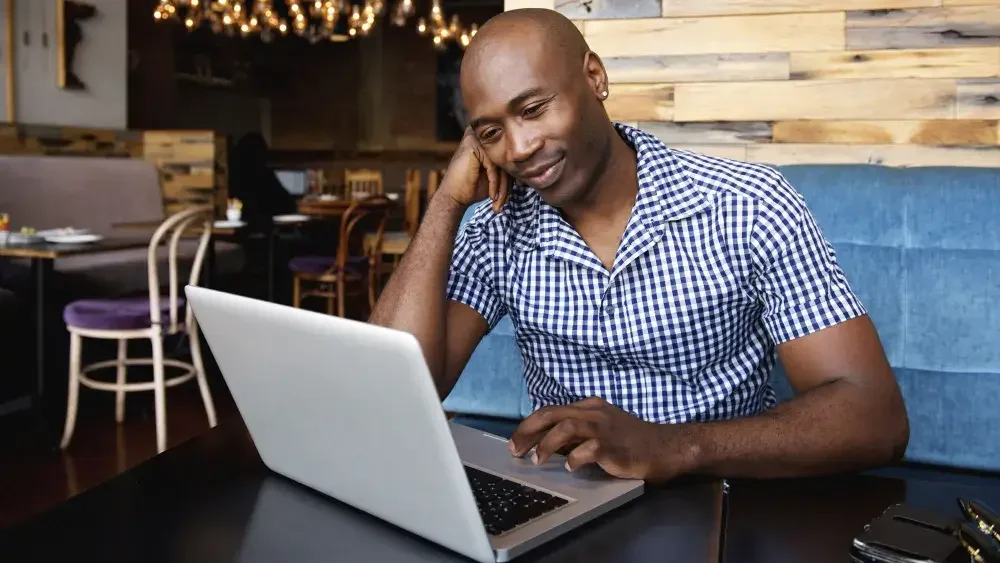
[344,169,384,201]
[290,196,390,316]
[59,205,218,454]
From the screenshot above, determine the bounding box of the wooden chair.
[59,205,218,454]
[403,168,422,237]
[345,169,384,201]
[426,169,442,206]
[290,196,391,317]
[364,170,421,299]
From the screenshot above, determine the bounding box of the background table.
[0,422,726,563]
[0,237,150,448]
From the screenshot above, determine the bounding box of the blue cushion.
[776,164,1000,472]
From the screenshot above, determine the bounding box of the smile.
[519,156,565,190]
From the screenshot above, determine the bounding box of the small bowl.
[226,209,242,222]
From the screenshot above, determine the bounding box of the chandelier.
[153,0,478,49]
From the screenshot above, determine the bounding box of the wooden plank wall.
[0,123,227,217]
[517,0,1000,167]
[0,123,141,158]
[142,130,226,217]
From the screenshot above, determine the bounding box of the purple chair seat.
[289,255,368,276]
[63,297,184,331]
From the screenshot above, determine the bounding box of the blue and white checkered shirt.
[446,123,867,423]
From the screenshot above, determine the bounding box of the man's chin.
[535,180,575,208]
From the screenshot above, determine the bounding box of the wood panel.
[772,120,1000,145]
[671,79,957,122]
[508,0,1000,167]
[0,123,20,154]
[746,143,1000,167]
[605,53,789,83]
[584,12,845,58]
[639,121,772,144]
[789,47,1000,80]
[662,0,935,18]
[142,131,223,217]
[505,0,554,9]
[556,0,660,20]
[846,7,1000,50]
[604,84,675,121]
[957,79,1000,118]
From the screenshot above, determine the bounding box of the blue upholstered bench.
[444,164,1000,474]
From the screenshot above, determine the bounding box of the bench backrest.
[0,155,164,235]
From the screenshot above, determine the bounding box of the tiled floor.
[0,381,242,530]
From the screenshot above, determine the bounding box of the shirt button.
[604,304,615,315]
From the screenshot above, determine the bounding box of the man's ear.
[583,51,609,101]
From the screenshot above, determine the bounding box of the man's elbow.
[873,389,910,466]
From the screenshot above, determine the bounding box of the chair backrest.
[403,169,422,237]
[146,205,213,334]
[344,169,384,201]
[335,196,391,269]
[425,169,442,207]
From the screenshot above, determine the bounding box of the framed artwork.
[56,0,97,90]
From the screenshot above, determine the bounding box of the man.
[369,8,909,483]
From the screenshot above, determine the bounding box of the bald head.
[462,8,590,79]
[456,8,615,208]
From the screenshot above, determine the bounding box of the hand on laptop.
[507,396,697,482]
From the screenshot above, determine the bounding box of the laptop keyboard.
[464,465,569,536]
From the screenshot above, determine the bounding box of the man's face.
[461,38,606,208]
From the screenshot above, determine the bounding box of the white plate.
[272,214,311,224]
[213,220,246,229]
[36,227,90,238]
[44,233,103,244]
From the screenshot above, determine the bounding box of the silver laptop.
[185,286,644,563]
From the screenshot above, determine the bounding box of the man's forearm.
[368,193,468,384]
[667,379,909,479]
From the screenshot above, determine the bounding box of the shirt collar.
[508,122,713,257]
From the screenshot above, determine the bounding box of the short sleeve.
[446,221,507,333]
[750,177,867,344]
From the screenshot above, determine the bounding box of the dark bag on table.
[850,502,1000,563]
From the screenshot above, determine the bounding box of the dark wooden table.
[0,422,726,563]
[0,237,150,448]
[724,467,1000,563]
[1,420,998,562]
